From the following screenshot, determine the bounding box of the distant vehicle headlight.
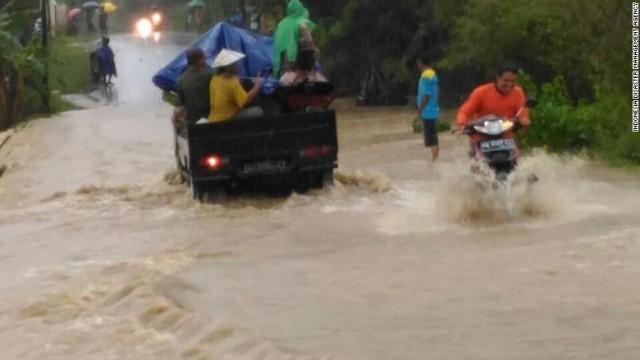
[136,18,153,39]
[152,13,162,25]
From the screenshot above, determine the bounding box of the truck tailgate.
[186,110,338,180]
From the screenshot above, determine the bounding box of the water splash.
[334,169,392,193]
[435,151,577,225]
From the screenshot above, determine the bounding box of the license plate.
[242,160,288,174]
[480,139,516,152]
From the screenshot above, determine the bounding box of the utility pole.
[239,0,246,27]
[40,0,48,49]
[40,0,50,113]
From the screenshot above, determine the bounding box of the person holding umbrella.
[99,2,117,36]
[82,1,100,35]
[187,0,206,33]
[68,8,81,36]
[86,10,96,34]
[99,5,108,36]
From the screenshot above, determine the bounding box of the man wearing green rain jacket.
[273,0,316,78]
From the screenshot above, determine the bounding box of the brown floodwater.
[0,35,639,360]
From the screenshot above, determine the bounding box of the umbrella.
[68,8,82,18]
[82,1,100,9]
[102,2,117,12]
[188,0,206,8]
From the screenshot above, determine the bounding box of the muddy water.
[1,36,639,360]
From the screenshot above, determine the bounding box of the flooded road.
[1,35,639,360]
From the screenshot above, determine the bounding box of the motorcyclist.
[150,6,163,30]
[95,37,117,85]
[455,63,530,150]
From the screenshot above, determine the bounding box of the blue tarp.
[152,23,274,93]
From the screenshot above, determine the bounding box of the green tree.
[0,1,45,130]
[441,0,628,101]
[315,0,460,103]
[321,0,420,93]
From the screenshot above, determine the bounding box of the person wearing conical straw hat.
[208,49,263,123]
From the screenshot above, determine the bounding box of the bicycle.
[99,78,117,104]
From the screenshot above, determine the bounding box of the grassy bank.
[49,36,94,95]
[47,36,95,113]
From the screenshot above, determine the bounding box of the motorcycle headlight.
[152,13,162,25]
[484,120,503,135]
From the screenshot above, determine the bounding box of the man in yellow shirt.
[208,49,263,123]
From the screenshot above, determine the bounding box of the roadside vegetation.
[135,0,635,166]
[311,0,636,166]
[0,0,45,130]
[4,0,637,166]
[49,36,92,95]
[0,1,89,131]
[47,36,93,114]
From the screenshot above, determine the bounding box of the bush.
[519,75,640,165]
[608,132,640,166]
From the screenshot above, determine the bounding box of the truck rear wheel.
[190,179,205,201]
[321,170,334,187]
[174,134,187,183]
[312,170,334,189]
[175,153,187,183]
[293,170,333,193]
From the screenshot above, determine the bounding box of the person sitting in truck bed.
[176,48,214,124]
[207,49,263,123]
[279,47,327,86]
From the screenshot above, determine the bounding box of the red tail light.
[200,155,225,170]
[302,145,331,158]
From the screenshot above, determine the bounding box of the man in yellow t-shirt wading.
[208,49,263,123]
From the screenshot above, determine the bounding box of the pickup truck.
[174,84,338,200]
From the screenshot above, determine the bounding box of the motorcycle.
[150,9,164,31]
[459,97,538,182]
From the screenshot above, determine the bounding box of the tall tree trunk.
[11,69,24,127]
[0,70,10,130]
[239,0,246,25]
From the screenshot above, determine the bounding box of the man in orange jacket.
[455,63,530,145]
